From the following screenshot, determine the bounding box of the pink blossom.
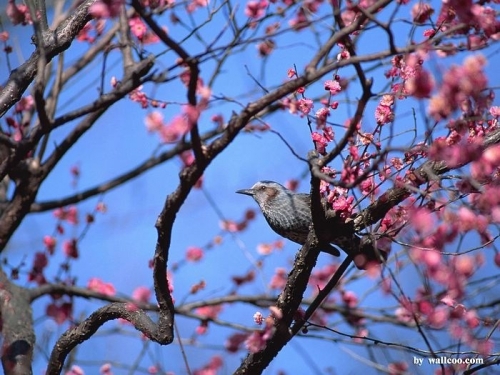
[225,332,249,352]
[89,0,124,18]
[453,255,474,278]
[47,302,72,324]
[196,304,223,319]
[429,55,488,121]
[428,138,481,168]
[186,246,204,262]
[183,104,201,127]
[423,29,435,38]
[33,252,48,271]
[128,16,160,44]
[245,331,267,353]
[359,176,377,196]
[96,202,107,213]
[144,111,164,132]
[100,363,112,375]
[193,356,223,375]
[245,0,268,19]
[87,278,116,296]
[455,207,477,233]
[160,116,190,142]
[342,290,358,308]
[62,239,79,259]
[422,249,442,269]
[312,132,328,154]
[269,268,287,289]
[465,310,479,329]
[490,106,500,117]
[375,103,394,125]
[324,79,342,95]
[187,0,209,13]
[43,235,57,254]
[411,3,434,24]
[15,95,34,112]
[53,206,79,224]
[388,362,408,375]
[256,240,283,255]
[471,5,498,37]
[129,86,149,108]
[474,339,494,357]
[427,306,448,329]
[494,253,500,267]
[409,208,435,236]
[309,264,338,290]
[289,8,310,30]
[337,49,350,60]
[297,98,313,115]
[6,0,31,25]
[132,286,151,303]
[406,69,434,98]
[395,306,414,324]
[331,195,354,219]
[66,365,85,375]
[253,311,264,325]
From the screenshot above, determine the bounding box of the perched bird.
[236,180,340,256]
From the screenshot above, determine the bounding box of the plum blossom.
[47,302,73,324]
[245,0,268,19]
[193,356,223,375]
[324,79,342,95]
[132,286,151,303]
[297,98,313,115]
[6,0,31,25]
[411,3,434,24]
[225,332,249,352]
[429,55,488,121]
[89,0,124,18]
[63,239,79,258]
[87,278,116,296]
[186,246,204,261]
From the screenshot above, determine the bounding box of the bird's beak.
[236,188,254,196]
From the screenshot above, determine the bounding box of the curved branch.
[45,302,171,375]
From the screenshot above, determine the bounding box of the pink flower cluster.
[220,209,255,233]
[129,16,160,44]
[89,0,124,19]
[87,278,116,296]
[47,301,73,325]
[245,307,282,353]
[429,55,489,121]
[195,304,223,334]
[245,0,268,19]
[53,206,79,225]
[186,246,204,261]
[193,355,223,375]
[6,0,31,25]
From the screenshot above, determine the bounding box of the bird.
[236,180,340,257]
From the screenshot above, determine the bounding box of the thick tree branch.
[0,0,97,118]
[45,302,169,375]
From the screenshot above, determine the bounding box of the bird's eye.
[259,186,266,191]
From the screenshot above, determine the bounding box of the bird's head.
[236,180,288,209]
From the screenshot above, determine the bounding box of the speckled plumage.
[236,181,340,256]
